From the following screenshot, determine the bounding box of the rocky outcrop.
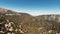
[0,15,24,34]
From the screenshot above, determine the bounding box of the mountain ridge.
[0,8,60,34]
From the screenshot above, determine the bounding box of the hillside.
[0,8,60,34]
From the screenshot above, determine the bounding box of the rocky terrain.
[0,8,60,34]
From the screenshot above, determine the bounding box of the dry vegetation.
[0,8,60,34]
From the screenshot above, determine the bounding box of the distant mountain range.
[0,8,60,34]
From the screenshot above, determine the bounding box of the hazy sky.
[0,0,60,16]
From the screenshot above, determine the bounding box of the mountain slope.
[0,8,60,34]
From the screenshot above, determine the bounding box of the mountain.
[36,15,60,22]
[0,8,60,34]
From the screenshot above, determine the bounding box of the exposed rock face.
[0,8,7,13]
[0,8,60,34]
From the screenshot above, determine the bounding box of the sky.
[0,0,60,16]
